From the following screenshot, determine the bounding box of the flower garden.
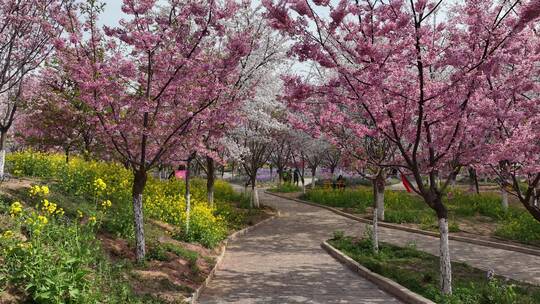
[0,151,270,303]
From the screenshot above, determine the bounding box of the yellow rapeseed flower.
[55,208,65,216]
[37,215,48,225]
[17,242,32,250]
[29,185,50,197]
[89,216,97,224]
[77,210,84,218]
[40,185,49,196]
[9,202,23,217]
[2,230,14,238]
[93,178,107,191]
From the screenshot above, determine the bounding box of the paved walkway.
[272,192,540,286]
[200,189,540,303]
[198,189,403,303]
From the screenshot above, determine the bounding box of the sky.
[99,1,125,27]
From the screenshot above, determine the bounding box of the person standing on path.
[293,168,300,186]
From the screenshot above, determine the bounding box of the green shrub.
[268,183,302,193]
[177,203,228,248]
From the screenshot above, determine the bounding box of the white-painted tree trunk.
[372,207,379,253]
[376,187,385,221]
[0,149,5,180]
[438,217,453,295]
[501,187,508,210]
[251,187,260,208]
[133,192,146,262]
[0,130,6,180]
[207,191,214,208]
[132,170,147,262]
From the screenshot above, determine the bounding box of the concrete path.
[198,189,403,304]
[263,192,540,286]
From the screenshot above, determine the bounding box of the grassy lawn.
[301,188,540,247]
[267,183,303,193]
[329,234,540,304]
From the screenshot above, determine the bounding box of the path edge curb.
[321,241,435,304]
[265,191,540,257]
[189,209,280,304]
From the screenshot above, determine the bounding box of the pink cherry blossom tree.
[477,26,540,218]
[264,0,536,294]
[56,0,250,261]
[0,0,70,178]
[16,65,99,162]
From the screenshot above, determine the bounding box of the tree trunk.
[64,147,70,164]
[132,169,148,262]
[371,178,380,253]
[468,167,479,194]
[250,173,259,208]
[311,167,317,189]
[438,216,452,295]
[254,186,259,208]
[534,188,539,208]
[0,130,7,179]
[433,197,452,295]
[185,159,191,235]
[206,156,215,207]
[372,207,379,253]
[501,186,509,210]
[375,174,385,221]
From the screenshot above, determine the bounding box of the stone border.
[188,210,279,304]
[265,191,540,257]
[321,241,435,304]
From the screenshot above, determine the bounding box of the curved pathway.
[263,192,540,286]
[198,189,402,304]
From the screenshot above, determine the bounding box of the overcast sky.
[99,1,124,26]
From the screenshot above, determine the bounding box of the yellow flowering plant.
[7,151,239,248]
[9,202,23,217]
[1,230,14,239]
[28,185,49,198]
[93,178,107,192]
